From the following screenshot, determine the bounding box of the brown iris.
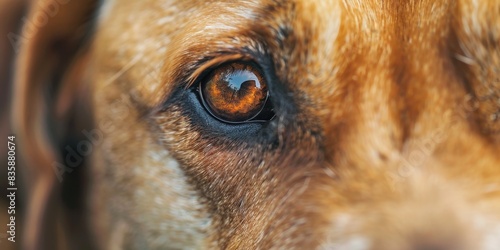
[200,62,269,123]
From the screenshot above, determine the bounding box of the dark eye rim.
[196,61,276,124]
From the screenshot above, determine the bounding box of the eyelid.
[185,54,255,89]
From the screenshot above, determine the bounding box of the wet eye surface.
[199,62,275,123]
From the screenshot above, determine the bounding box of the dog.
[10,0,500,249]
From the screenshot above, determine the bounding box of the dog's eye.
[198,62,274,123]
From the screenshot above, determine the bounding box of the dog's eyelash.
[183,43,271,90]
[185,54,250,89]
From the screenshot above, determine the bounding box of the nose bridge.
[317,33,403,170]
[315,4,494,199]
[315,29,500,250]
[316,0,470,171]
[306,2,500,250]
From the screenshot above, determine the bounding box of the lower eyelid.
[182,90,264,139]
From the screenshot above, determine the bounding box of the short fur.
[12,0,500,249]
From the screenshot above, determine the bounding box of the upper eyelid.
[153,39,270,111]
[185,54,252,89]
[180,40,270,89]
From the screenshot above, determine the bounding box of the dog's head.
[13,0,500,249]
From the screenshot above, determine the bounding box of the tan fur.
[11,0,500,249]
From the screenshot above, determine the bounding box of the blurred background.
[1,0,30,249]
[1,0,98,248]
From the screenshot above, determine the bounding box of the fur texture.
[12,0,500,249]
